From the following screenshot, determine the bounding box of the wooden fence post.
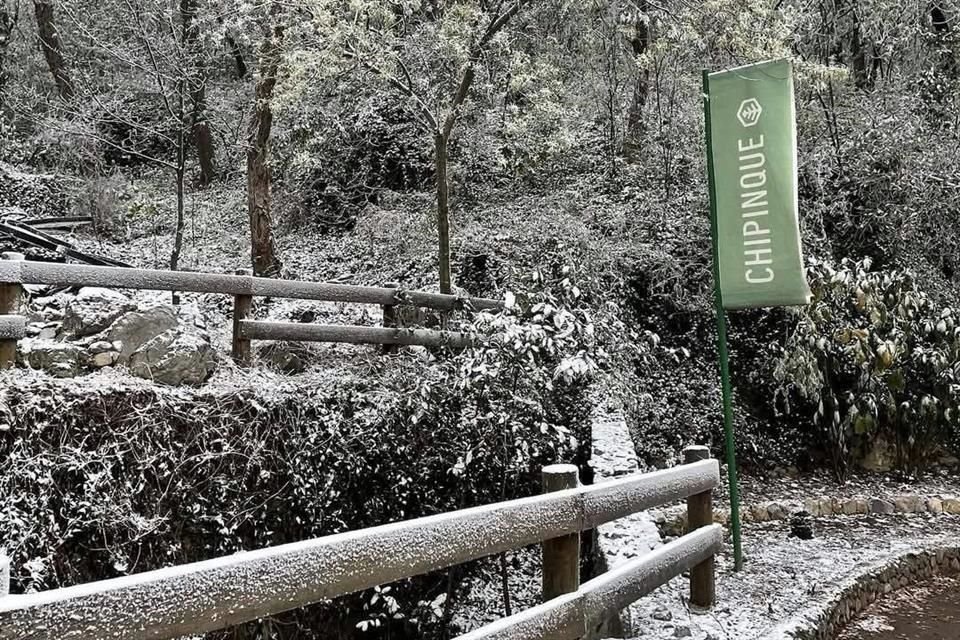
[684,445,715,608]
[381,282,399,355]
[542,463,580,601]
[0,551,9,598]
[0,252,24,369]
[232,268,253,365]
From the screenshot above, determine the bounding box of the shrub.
[775,258,960,480]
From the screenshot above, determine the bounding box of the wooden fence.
[0,448,722,640]
[0,253,502,368]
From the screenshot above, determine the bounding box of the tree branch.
[442,0,530,138]
[344,44,439,132]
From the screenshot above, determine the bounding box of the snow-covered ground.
[453,397,960,640]
[629,514,958,640]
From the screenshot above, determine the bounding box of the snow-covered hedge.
[0,278,599,638]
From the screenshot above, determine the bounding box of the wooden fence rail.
[0,455,721,640]
[454,525,723,640]
[0,256,503,366]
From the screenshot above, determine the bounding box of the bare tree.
[623,0,651,159]
[181,0,216,186]
[34,0,74,100]
[247,15,283,277]
[52,0,208,298]
[348,0,532,294]
[0,0,18,105]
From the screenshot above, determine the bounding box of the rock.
[61,288,136,337]
[870,499,895,514]
[673,624,691,638]
[88,340,114,354]
[26,322,59,340]
[942,498,960,515]
[843,499,869,515]
[818,497,834,516]
[129,328,215,386]
[789,511,814,540]
[651,606,672,622]
[927,498,943,513]
[38,324,58,340]
[90,351,118,367]
[20,339,81,377]
[256,341,316,374]
[85,340,120,367]
[894,495,921,513]
[767,502,787,520]
[750,504,770,522]
[938,455,960,467]
[107,305,179,360]
[803,498,821,517]
[859,434,896,472]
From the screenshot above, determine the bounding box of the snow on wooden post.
[381,282,400,355]
[684,445,715,608]
[231,268,253,365]
[0,252,24,369]
[0,552,9,598]
[542,464,580,601]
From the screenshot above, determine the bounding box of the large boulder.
[106,305,179,361]
[18,339,82,378]
[61,288,136,337]
[129,328,215,386]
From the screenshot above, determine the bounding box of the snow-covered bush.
[776,258,960,480]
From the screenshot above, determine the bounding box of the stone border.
[764,544,960,640]
[651,494,960,537]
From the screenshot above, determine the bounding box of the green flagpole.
[702,69,744,572]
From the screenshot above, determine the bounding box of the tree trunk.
[192,88,215,186]
[434,132,452,294]
[225,33,248,78]
[849,21,873,90]
[247,26,283,277]
[33,0,74,100]
[0,3,15,107]
[180,0,215,186]
[624,2,650,159]
[170,86,187,304]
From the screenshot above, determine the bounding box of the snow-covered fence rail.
[453,525,722,640]
[0,254,502,367]
[0,455,721,640]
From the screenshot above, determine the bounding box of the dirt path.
[837,576,960,640]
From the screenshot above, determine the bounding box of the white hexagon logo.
[737,98,763,127]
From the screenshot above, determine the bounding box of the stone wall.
[589,401,664,638]
[652,494,960,537]
[765,545,960,640]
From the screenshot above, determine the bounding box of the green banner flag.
[705,59,811,310]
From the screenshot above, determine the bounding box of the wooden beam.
[542,465,580,601]
[240,320,475,349]
[684,446,716,608]
[0,253,23,368]
[6,261,502,312]
[0,315,25,340]
[454,526,723,640]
